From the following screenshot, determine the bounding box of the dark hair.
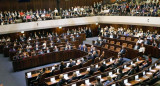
[96,78,101,82]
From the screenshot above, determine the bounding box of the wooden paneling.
[0,0,101,11]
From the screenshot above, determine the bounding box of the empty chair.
[110,41,115,44]
[116,42,120,45]
[115,47,121,52]
[122,43,127,47]
[134,39,138,42]
[120,37,125,40]
[128,44,133,49]
[126,37,131,41]
[109,46,115,51]
[104,44,109,49]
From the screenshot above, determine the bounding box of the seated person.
[134,63,140,72]
[94,40,99,46]
[68,59,76,67]
[82,45,88,52]
[118,46,126,55]
[56,74,67,86]
[38,49,44,55]
[134,43,140,50]
[59,61,66,72]
[45,47,50,53]
[68,72,78,83]
[54,46,59,52]
[50,64,58,76]
[115,69,124,80]
[94,78,103,86]
[98,61,107,72]
[79,59,86,68]
[127,65,135,75]
[81,70,91,79]
[104,76,113,86]
[57,38,61,43]
[89,65,97,75]
[136,38,144,44]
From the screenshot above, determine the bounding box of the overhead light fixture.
[21,31,24,33]
[59,26,62,29]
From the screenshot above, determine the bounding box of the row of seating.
[108,59,160,86]
[66,57,144,86]
[13,49,87,72]
[25,48,101,86]
[102,35,160,58]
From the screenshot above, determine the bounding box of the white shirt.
[137,40,143,44]
[139,47,145,53]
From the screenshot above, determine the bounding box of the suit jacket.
[69,62,76,67]
[89,68,97,75]
[99,64,107,72]
[134,45,140,50]
[120,49,126,55]
[60,65,66,72]
[56,79,67,86]
[127,68,135,75]
[68,76,78,83]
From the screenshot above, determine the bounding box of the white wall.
[0,16,160,34]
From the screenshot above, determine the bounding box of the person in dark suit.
[95,78,103,86]
[59,61,66,72]
[57,38,61,43]
[68,72,78,83]
[89,65,97,75]
[50,64,58,76]
[134,63,140,72]
[119,46,126,55]
[82,45,88,52]
[115,69,124,80]
[68,59,76,67]
[81,70,91,79]
[54,46,59,52]
[38,49,44,55]
[127,65,135,75]
[79,59,85,68]
[56,74,67,86]
[87,53,93,60]
[98,61,107,72]
[134,43,140,50]
[45,47,50,53]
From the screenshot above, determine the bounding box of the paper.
[72,84,76,86]
[110,58,113,62]
[109,72,112,76]
[96,65,98,68]
[50,77,56,83]
[112,84,116,86]
[64,74,69,79]
[87,68,90,71]
[85,79,90,85]
[27,72,32,78]
[135,75,139,80]
[124,79,128,83]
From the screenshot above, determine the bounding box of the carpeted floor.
[0,37,158,86]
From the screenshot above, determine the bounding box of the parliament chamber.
[0,0,160,86]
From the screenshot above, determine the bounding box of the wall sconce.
[21,31,24,33]
[59,26,62,29]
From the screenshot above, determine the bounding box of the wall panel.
[0,0,101,11]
